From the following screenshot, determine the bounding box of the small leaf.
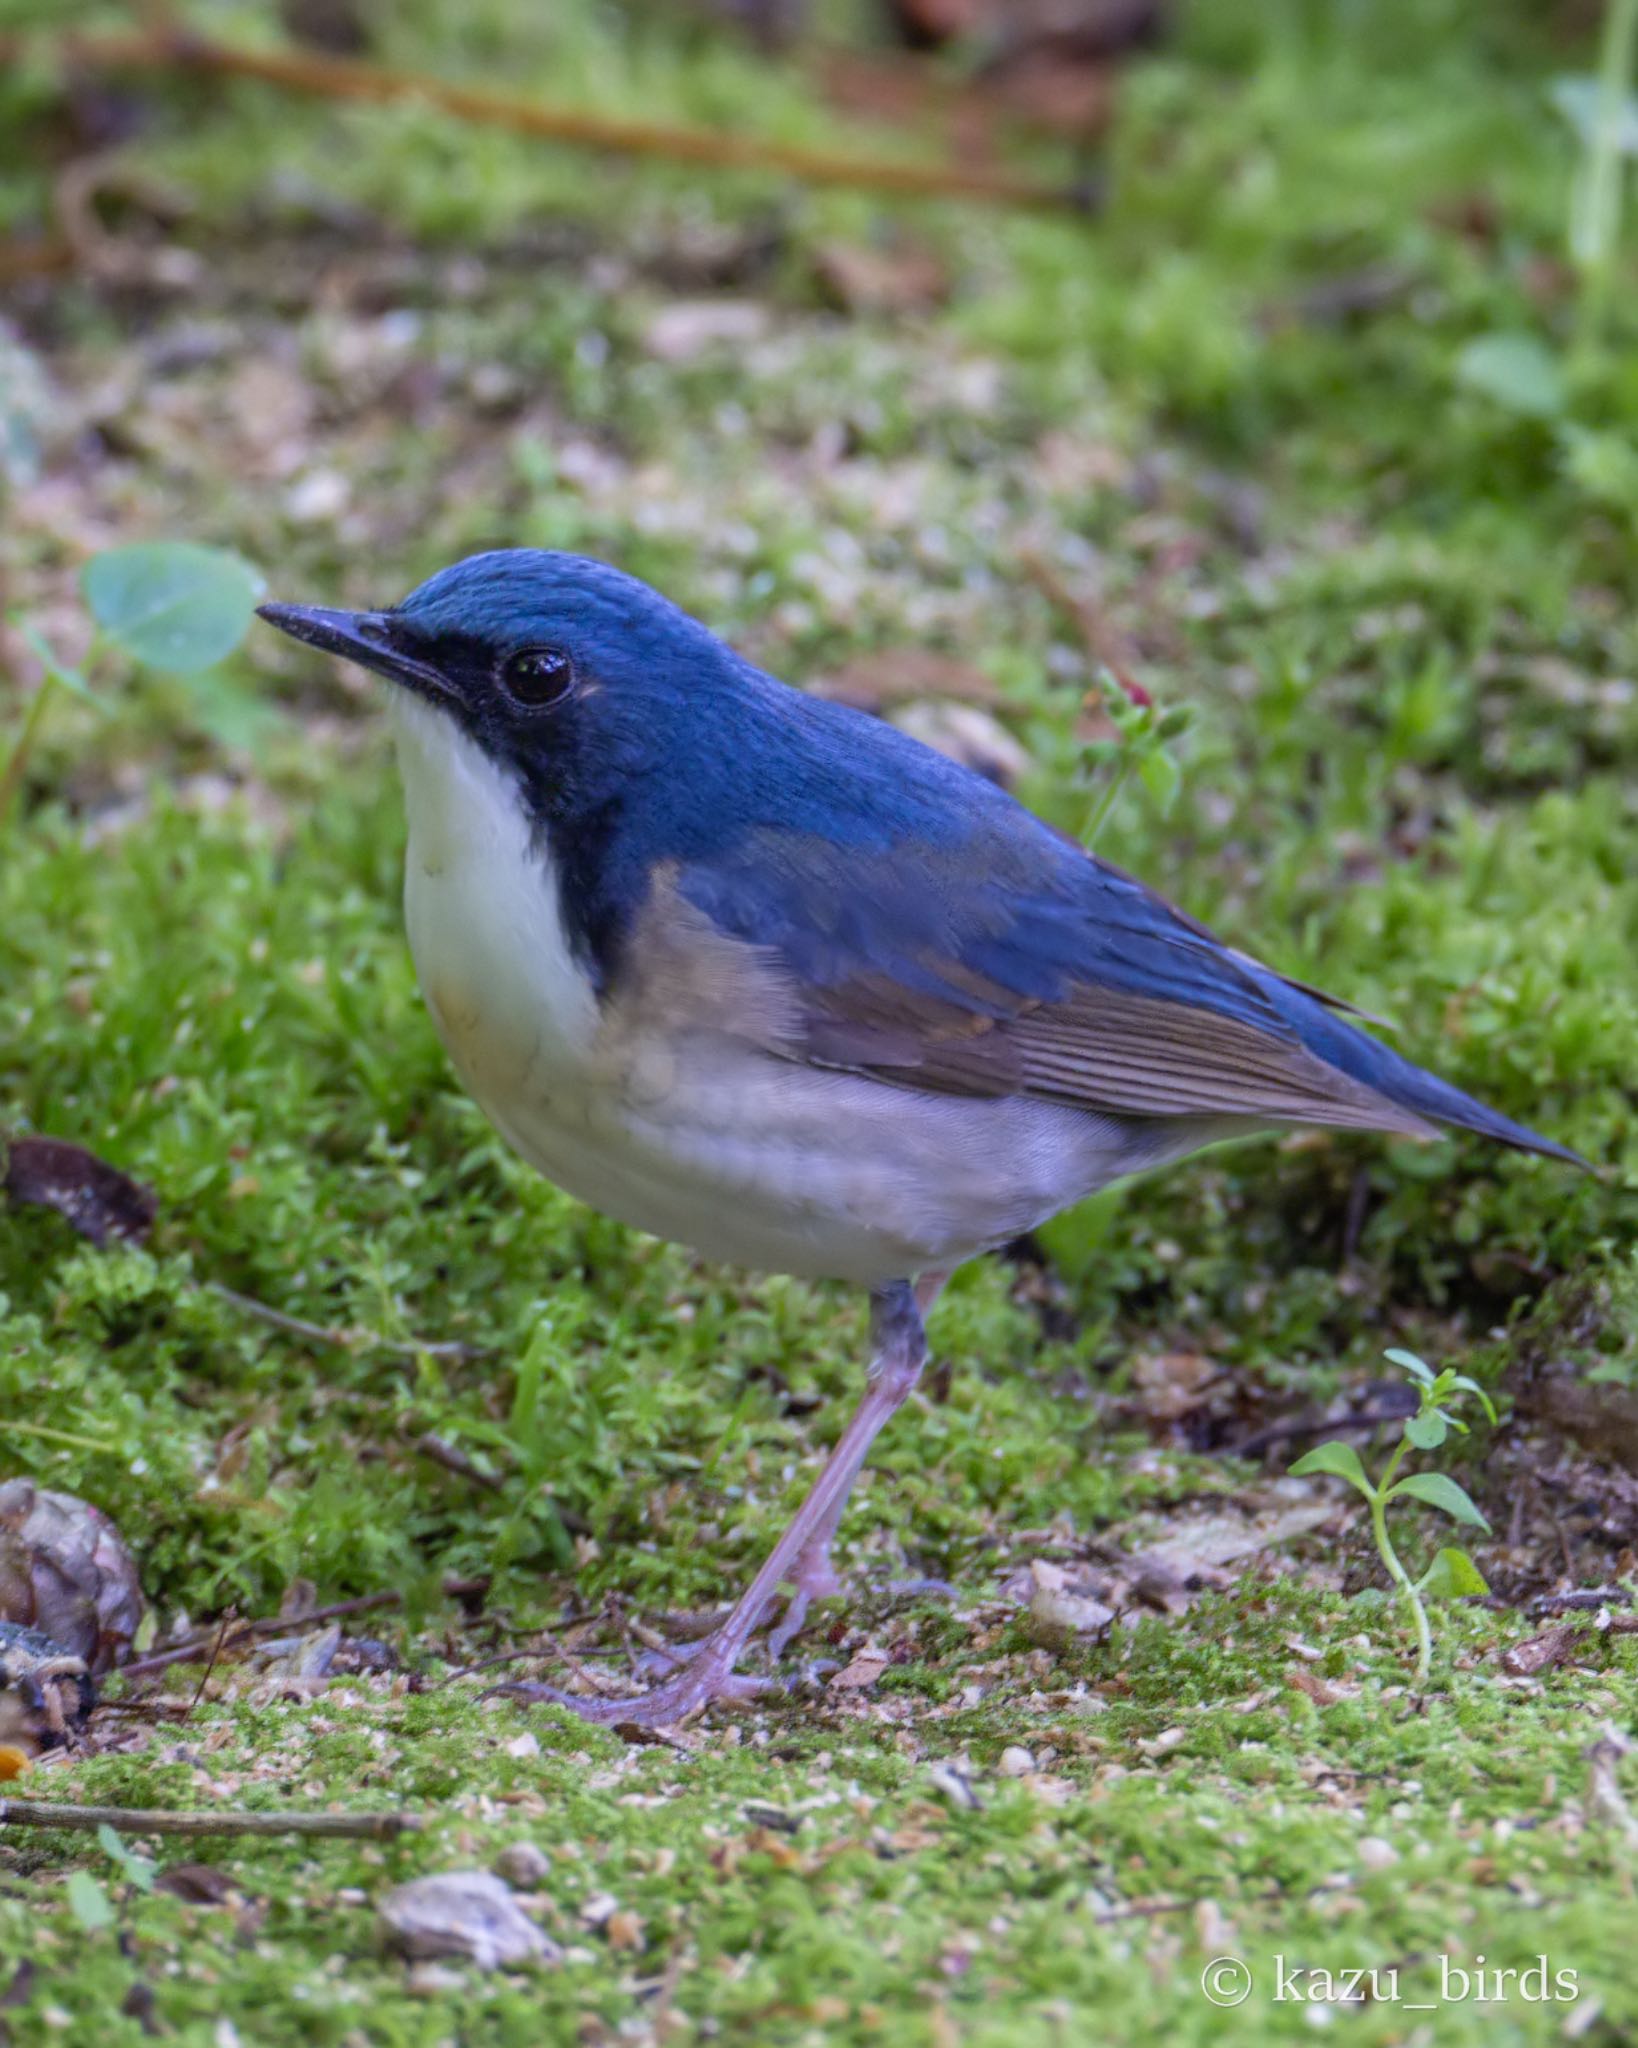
[1383,1348,1435,1384]
[1455,334,1567,421]
[1449,1375,1499,1425]
[1136,745,1181,814]
[1289,1441,1373,1494]
[65,1870,115,1930]
[11,621,103,708]
[1388,1472,1491,1530]
[177,668,283,752]
[82,542,264,674]
[95,1822,155,1892]
[1548,74,1638,153]
[1405,1410,1449,1451]
[1418,1547,1490,1599]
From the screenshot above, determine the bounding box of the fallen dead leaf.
[2,1134,156,1246]
[1026,1560,1115,1649]
[0,1479,145,1673]
[154,1863,239,1905]
[1129,1350,1220,1422]
[1502,1622,1583,1677]
[813,238,948,316]
[1135,1493,1335,1578]
[830,1645,890,1691]
[1285,1665,1342,1708]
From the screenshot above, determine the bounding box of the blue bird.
[259,550,1580,1723]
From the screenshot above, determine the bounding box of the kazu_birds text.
[259,548,1583,1726]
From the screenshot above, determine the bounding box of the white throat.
[387,691,599,1096]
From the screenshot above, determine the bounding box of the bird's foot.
[489,1645,773,1728]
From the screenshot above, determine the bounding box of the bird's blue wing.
[666,797,1438,1137]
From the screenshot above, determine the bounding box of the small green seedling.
[1290,1348,1496,1685]
[63,1826,155,1935]
[1,539,265,828]
[1078,667,1192,848]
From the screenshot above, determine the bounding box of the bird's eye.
[500,646,575,709]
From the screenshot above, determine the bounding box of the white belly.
[389,696,1159,1283]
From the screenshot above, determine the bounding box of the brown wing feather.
[611,871,1432,1139]
[799,972,1436,1138]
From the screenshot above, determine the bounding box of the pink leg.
[764,1271,949,1661]
[498,1281,929,1725]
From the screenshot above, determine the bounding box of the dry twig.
[0,1798,419,1840]
[7,28,1088,213]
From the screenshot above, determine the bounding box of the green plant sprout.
[1078,666,1192,848]
[1,540,264,828]
[1290,1349,1497,1686]
[1567,0,1638,369]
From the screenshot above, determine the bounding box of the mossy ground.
[2,1,1637,2041]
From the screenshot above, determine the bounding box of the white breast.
[390,694,599,1110]
[387,693,1178,1284]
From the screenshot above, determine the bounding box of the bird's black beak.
[257,602,454,702]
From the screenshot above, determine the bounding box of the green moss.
[2,0,1636,2039]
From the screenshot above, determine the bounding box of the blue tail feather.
[1270,982,1586,1167]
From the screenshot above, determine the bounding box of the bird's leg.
[500,1280,928,1726]
[764,1269,948,1662]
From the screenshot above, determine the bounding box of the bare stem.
[0,1798,419,1840]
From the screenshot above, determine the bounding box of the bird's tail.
[1274,984,1588,1168]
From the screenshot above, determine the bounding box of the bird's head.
[258,549,748,824]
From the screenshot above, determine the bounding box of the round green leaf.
[1404,1410,1449,1451]
[1389,1471,1491,1530]
[82,542,265,674]
[1455,334,1566,421]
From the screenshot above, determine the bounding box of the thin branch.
[1228,1403,1418,1459]
[414,1433,505,1492]
[116,1578,488,1680]
[0,1798,419,1841]
[8,28,1088,213]
[207,1282,484,1360]
[188,1609,238,1713]
[118,1590,403,1679]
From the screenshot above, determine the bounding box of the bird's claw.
[486,1660,773,1728]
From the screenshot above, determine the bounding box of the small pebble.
[493,1841,551,1888]
[379,1871,559,1970]
[406,1963,466,1997]
[1358,1836,1398,1871]
[998,1746,1035,1779]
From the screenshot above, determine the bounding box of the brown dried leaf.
[2,1135,156,1246]
[1285,1665,1342,1708]
[155,1863,238,1905]
[0,1479,145,1674]
[830,1646,890,1691]
[1502,1622,1583,1677]
[1129,1350,1219,1422]
[813,238,948,316]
